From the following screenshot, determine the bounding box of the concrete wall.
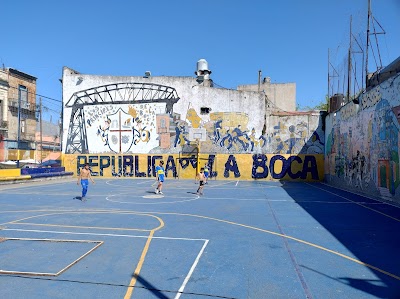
[325,73,400,202]
[64,153,323,181]
[237,82,296,112]
[62,67,266,155]
[62,67,324,180]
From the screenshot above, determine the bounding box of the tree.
[297,95,329,111]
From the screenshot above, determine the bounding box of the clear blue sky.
[2,0,399,111]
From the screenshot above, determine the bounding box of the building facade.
[62,62,323,181]
[237,77,296,112]
[0,68,37,161]
[325,56,400,202]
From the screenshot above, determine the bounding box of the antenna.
[365,0,386,89]
[347,15,353,102]
[365,0,371,88]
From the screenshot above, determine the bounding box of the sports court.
[0,178,399,298]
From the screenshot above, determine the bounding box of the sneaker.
[155,189,159,194]
[159,191,163,195]
[81,196,86,201]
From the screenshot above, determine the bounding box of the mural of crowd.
[325,73,400,198]
[77,101,324,156]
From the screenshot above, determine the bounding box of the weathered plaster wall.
[62,67,324,180]
[325,73,400,201]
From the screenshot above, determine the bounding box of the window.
[160,119,166,128]
[200,107,211,115]
[21,119,26,133]
[19,85,28,103]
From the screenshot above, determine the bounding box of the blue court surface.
[0,178,400,299]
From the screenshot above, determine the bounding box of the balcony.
[8,99,37,117]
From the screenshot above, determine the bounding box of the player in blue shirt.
[204,164,210,184]
[155,160,165,194]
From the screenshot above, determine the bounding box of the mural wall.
[62,67,325,180]
[325,73,400,200]
[63,154,324,181]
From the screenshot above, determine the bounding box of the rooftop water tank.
[197,59,209,72]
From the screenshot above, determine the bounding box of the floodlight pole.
[39,97,43,163]
[196,138,201,176]
[16,87,22,168]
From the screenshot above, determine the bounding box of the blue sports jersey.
[155,165,165,181]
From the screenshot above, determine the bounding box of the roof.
[8,68,37,81]
[271,110,322,116]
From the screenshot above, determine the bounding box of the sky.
[2,0,400,114]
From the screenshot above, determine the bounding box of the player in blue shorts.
[77,163,95,201]
[204,164,210,184]
[155,160,165,194]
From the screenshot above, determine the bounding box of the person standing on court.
[155,160,165,194]
[196,168,206,195]
[204,164,210,184]
[77,163,95,201]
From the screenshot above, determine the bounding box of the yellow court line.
[2,208,400,281]
[306,183,400,222]
[124,230,155,299]
[10,222,154,232]
[137,211,400,281]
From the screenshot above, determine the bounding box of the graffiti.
[224,155,241,178]
[267,119,324,155]
[72,154,322,181]
[214,125,266,153]
[252,154,319,180]
[326,74,400,199]
[96,117,111,146]
[361,86,382,110]
[186,108,202,128]
[82,104,162,154]
[174,122,190,147]
[341,102,359,121]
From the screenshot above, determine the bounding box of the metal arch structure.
[65,82,180,154]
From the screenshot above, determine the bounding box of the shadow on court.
[281,182,400,298]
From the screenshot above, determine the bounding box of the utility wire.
[8,85,61,103]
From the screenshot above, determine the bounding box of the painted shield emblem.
[107,108,134,153]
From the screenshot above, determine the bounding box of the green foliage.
[297,95,329,111]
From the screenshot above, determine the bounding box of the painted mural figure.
[273,133,289,154]
[132,119,151,146]
[186,108,202,128]
[249,128,266,151]
[96,117,111,146]
[230,125,249,151]
[174,123,190,147]
[212,119,223,143]
[220,130,233,149]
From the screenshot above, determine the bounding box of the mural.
[84,103,164,153]
[64,82,325,156]
[62,79,326,181]
[64,153,324,181]
[325,73,400,200]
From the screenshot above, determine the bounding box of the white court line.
[136,180,155,185]
[201,197,267,201]
[320,182,400,209]
[106,194,200,205]
[175,239,209,299]
[2,228,209,242]
[207,181,235,188]
[235,181,239,187]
